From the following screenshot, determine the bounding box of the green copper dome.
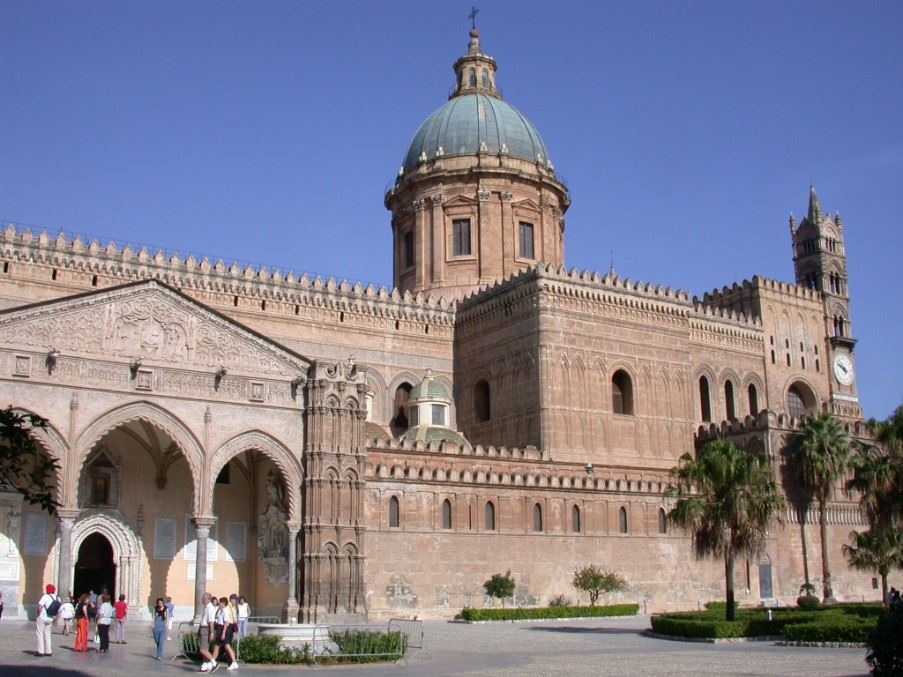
[402,94,551,174]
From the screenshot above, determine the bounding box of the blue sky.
[2,1,901,419]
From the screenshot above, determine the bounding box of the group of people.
[886,586,902,606]
[195,592,251,672]
[36,585,129,656]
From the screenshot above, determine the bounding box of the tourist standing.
[152,598,167,660]
[236,596,250,638]
[95,593,113,652]
[60,595,75,635]
[36,583,58,656]
[165,595,175,640]
[73,594,90,651]
[197,593,216,669]
[113,594,128,643]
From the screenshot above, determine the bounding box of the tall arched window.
[699,376,712,422]
[441,499,453,529]
[468,68,476,86]
[533,503,543,532]
[618,506,628,534]
[786,383,815,419]
[611,370,634,415]
[481,69,488,87]
[724,381,736,420]
[658,508,667,534]
[571,505,581,533]
[390,383,412,434]
[474,379,491,423]
[748,383,759,417]
[388,496,400,528]
[484,501,496,530]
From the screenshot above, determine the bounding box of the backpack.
[46,595,62,618]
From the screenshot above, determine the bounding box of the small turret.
[451,21,499,99]
[807,185,821,223]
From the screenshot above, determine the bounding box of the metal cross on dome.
[469,6,479,30]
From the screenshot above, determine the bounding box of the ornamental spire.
[451,13,500,99]
[807,184,821,223]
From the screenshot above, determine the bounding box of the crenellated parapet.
[694,407,874,445]
[1,224,457,327]
[699,275,822,315]
[366,440,674,495]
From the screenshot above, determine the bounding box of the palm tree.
[848,406,903,529]
[792,411,850,602]
[842,527,903,604]
[668,440,784,621]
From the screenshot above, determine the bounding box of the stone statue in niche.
[258,472,288,584]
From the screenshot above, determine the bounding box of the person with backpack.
[36,583,60,656]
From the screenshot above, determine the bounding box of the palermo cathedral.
[0,27,873,621]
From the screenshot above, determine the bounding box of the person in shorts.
[199,597,237,672]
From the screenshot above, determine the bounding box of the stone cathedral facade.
[0,28,874,621]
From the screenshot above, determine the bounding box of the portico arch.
[74,401,204,513]
[206,431,302,521]
[7,406,69,505]
[70,512,145,610]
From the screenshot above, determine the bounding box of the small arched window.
[748,383,759,417]
[442,499,453,529]
[724,381,735,421]
[390,383,412,434]
[481,69,489,88]
[618,506,628,534]
[533,503,543,532]
[388,496,400,528]
[658,508,667,534]
[572,505,581,533]
[699,376,712,422]
[611,370,634,415]
[485,501,496,530]
[474,379,491,423]
[468,68,476,87]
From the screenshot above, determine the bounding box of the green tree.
[572,565,626,606]
[0,407,58,514]
[483,570,516,607]
[842,527,903,604]
[668,440,784,621]
[792,411,850,602]
[848,405,903,529]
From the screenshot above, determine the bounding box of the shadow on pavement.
[526,625,646,636]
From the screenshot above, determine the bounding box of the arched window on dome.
[474,379,491,423]
[748,383,759,417]
[612,370,633,415]
[725,380,736,421]
[485,501,496,531]
[699,375,712,422]
[481,69,488,88]
[518,222,535,260]
[468,68,476,87]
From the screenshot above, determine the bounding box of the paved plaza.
[0,615,871,676]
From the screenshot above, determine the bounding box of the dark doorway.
[74,533,116,599]
[758,561,773,599]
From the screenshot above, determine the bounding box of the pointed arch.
[6,406,69,504]
[74,401,203,513]
[70,511,145,607]
[208,430,303,521]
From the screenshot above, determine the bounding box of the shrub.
[867,603,903,676]
[572,565,627,606]
[483,571,516,606]
[703,601,738,614]
[327,630,407,663]
[236,634,311,664]
[797,595,821,610]
[783,616,875,643]
[548,594,572,607]
[461,603,638,622]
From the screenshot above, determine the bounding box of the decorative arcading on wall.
[365,441,673,495]
[1,224,457,327]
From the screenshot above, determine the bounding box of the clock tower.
[790,186,861,419]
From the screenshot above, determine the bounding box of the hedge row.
[461,603,639,621]
[783,616,875,643]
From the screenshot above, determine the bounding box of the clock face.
[833,354,854,386]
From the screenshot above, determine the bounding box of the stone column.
[282,523,301,623]
[56,509,79,598]
[192,516,216,622]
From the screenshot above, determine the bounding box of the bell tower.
[790,186,861,418]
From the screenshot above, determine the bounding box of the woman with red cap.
[36,583,58,656]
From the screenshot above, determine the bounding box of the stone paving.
[0,614,871,676]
